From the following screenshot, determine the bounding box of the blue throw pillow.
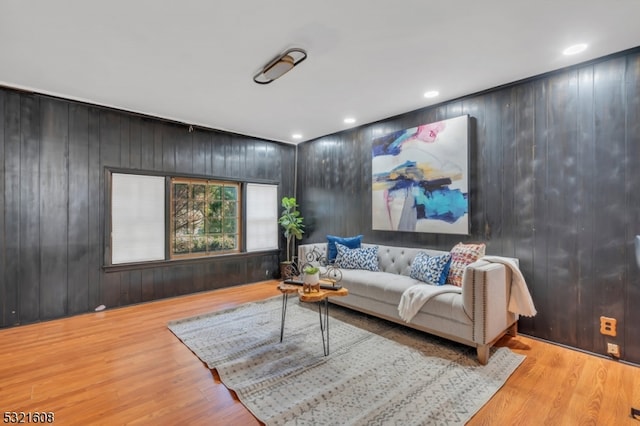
[327,235,363,263]
[335,243,379,271]
[410,252,452,285]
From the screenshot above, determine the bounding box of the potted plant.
[278,196,304,278]
[302,265,320,284]
[302,265,320,293]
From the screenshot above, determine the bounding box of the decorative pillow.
[446,242,486,287]
[335,243,379,271]
[410,252,452,285]
[327,235,363,263]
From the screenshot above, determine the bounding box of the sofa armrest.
[462,260,517,345]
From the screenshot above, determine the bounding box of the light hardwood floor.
[1,280,638,425]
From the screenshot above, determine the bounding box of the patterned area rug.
[168,296,524,425]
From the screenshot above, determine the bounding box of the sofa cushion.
[327,235,363,263]
[338,269,420,302]
[336,243,379,271]
[447,242,486,287]
[337,269,471,326]
[409,252,452,285]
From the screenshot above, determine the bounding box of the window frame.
[169,177,242,259]
[103,167,281,271]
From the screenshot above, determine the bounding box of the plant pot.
[303,271,320,293]
[303,271,320,285]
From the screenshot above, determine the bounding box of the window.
[171,178,241,258]
[111,173,165,264]
[246,183,279,251]
[108,171,278,267]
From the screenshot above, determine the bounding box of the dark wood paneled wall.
[297,48,640,363]
[0,89,296,327]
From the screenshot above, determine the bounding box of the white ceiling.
[1,1,639,144]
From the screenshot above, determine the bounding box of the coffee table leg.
[325,298,329,355]
[318,298,330,356]
[280,293,289,342]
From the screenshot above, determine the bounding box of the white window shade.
[111,173,166,264]
[246,183,278,252]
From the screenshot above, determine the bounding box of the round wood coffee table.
[277,283,348,356]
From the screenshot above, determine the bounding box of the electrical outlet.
[265,269,270,277]
[600,316,617,336]
[607,343,620,358]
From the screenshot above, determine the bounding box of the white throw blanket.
[397,256,537,323]
[398,285,462,323]
[481,256,537,317]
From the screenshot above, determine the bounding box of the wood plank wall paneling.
[68,104,90,315]
[0,90,5,325]
[40,98,70,320]
[19,95,41,323]
[4,92,21,326]
[575,65,597,352]
[296,48,640,363]
[0,89,295,327]
[625,54,640,362]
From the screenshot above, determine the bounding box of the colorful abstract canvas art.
[372,115,469,234]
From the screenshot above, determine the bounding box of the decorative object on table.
[372,114,470,234]
[168,297,525,425]
[321,263,342,287]
[300,246,343,288]
[302,265,320,293]
[278,196,304,279]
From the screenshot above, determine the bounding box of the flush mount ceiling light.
[253,48,307,84]
[424,90,439,98]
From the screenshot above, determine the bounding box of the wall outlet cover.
[607,343,620,357]
[600,316,617,337]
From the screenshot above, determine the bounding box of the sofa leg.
[477,345,489,365]
[506,322,518,337]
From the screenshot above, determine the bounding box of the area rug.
[168,296,524,425]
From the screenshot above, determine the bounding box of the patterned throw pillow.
[409,252,452,285]
[326,235,363,263]
[446,242,486,287]
[335,243,379,271]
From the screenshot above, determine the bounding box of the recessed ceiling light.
[344,117,356,124]
[292,133,303,140]
[563,43,588,55]
[424,90,439,99]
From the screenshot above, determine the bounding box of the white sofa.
[298,242,518,364]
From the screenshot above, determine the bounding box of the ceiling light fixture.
[424,90,439,99]
[563,43,588,55]
[253,48,307,84]
[292,133,303,140]
[344,117,356,124]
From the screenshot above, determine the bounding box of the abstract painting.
[372,115,469,234]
